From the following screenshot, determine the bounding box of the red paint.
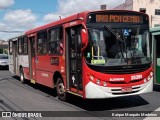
[83,61,152,88]
[71,88,77,93]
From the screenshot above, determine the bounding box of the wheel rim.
[57,82,65,96]
[20,72,24,82]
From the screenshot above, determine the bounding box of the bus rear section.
[82,10,153,98]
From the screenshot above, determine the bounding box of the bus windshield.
[85,26,151,66]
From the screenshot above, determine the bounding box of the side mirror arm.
[81,25,88,51]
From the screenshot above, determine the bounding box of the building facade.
[113,0,160,28]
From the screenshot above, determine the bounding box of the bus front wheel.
[56,78,67,101]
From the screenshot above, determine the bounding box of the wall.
[113,0,160,28]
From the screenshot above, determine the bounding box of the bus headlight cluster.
[96,79,100,85]
[144,71,153,83]
[103,82,107,87]
[88,74,107,87]
[144,78,147,83]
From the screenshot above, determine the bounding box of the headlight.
[88,73,108,87]
[103,82,107,87]
[96,79,100,85]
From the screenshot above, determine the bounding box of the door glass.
[31,38,35,57]
[29,37,36,79]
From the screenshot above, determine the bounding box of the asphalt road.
[0,69,160,120]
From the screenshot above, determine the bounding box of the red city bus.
[9,10,153,101]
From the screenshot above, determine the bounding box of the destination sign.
[96,15,142,23]
[87,12,148,24]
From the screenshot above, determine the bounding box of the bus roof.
[25,10,148,35]
[25,11,89,35]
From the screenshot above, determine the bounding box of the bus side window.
[38,39,42,54]
[18,37,23,54]
[37,30,48,55]
[48,27,63,54]
[23,36,28,55]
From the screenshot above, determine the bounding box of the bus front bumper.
[85,77,153,99]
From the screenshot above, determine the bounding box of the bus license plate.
[121,87,132,92]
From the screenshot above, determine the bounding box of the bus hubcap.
[20,73,23,81]
[57,83,65,95]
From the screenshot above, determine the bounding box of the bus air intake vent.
[112,91,139,95]
[109,79,142,84]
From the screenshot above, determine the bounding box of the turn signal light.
[90,75,94,81]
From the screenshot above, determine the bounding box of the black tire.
[56,78,67,101]
[20,68,26,84]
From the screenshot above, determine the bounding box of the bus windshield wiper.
[104,25,125,59]
[104,25,124,43]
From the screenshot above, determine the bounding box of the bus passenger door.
[9,39,18,74]
[66,25,83,94]
[12,41,18,74]
[29,36,36,82]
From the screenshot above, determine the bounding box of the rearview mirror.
[81,29,88,51]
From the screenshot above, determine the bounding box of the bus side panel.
[36,55,61,88]
[18,55,29,79]
[36,70,54,88]
[23,67,30,80]
[18,55,29,68]
[9,55,14,74]
[36,56,53,72]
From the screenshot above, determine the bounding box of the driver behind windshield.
[108,32,123,58]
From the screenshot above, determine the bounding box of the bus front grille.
[109,79,142,84]
[87,63,151,74]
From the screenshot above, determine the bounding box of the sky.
[0,0,125,40]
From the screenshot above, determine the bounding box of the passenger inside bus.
[38,39,43,54]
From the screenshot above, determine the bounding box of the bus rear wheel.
[56,78,67,101]
[20,68,25,84]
